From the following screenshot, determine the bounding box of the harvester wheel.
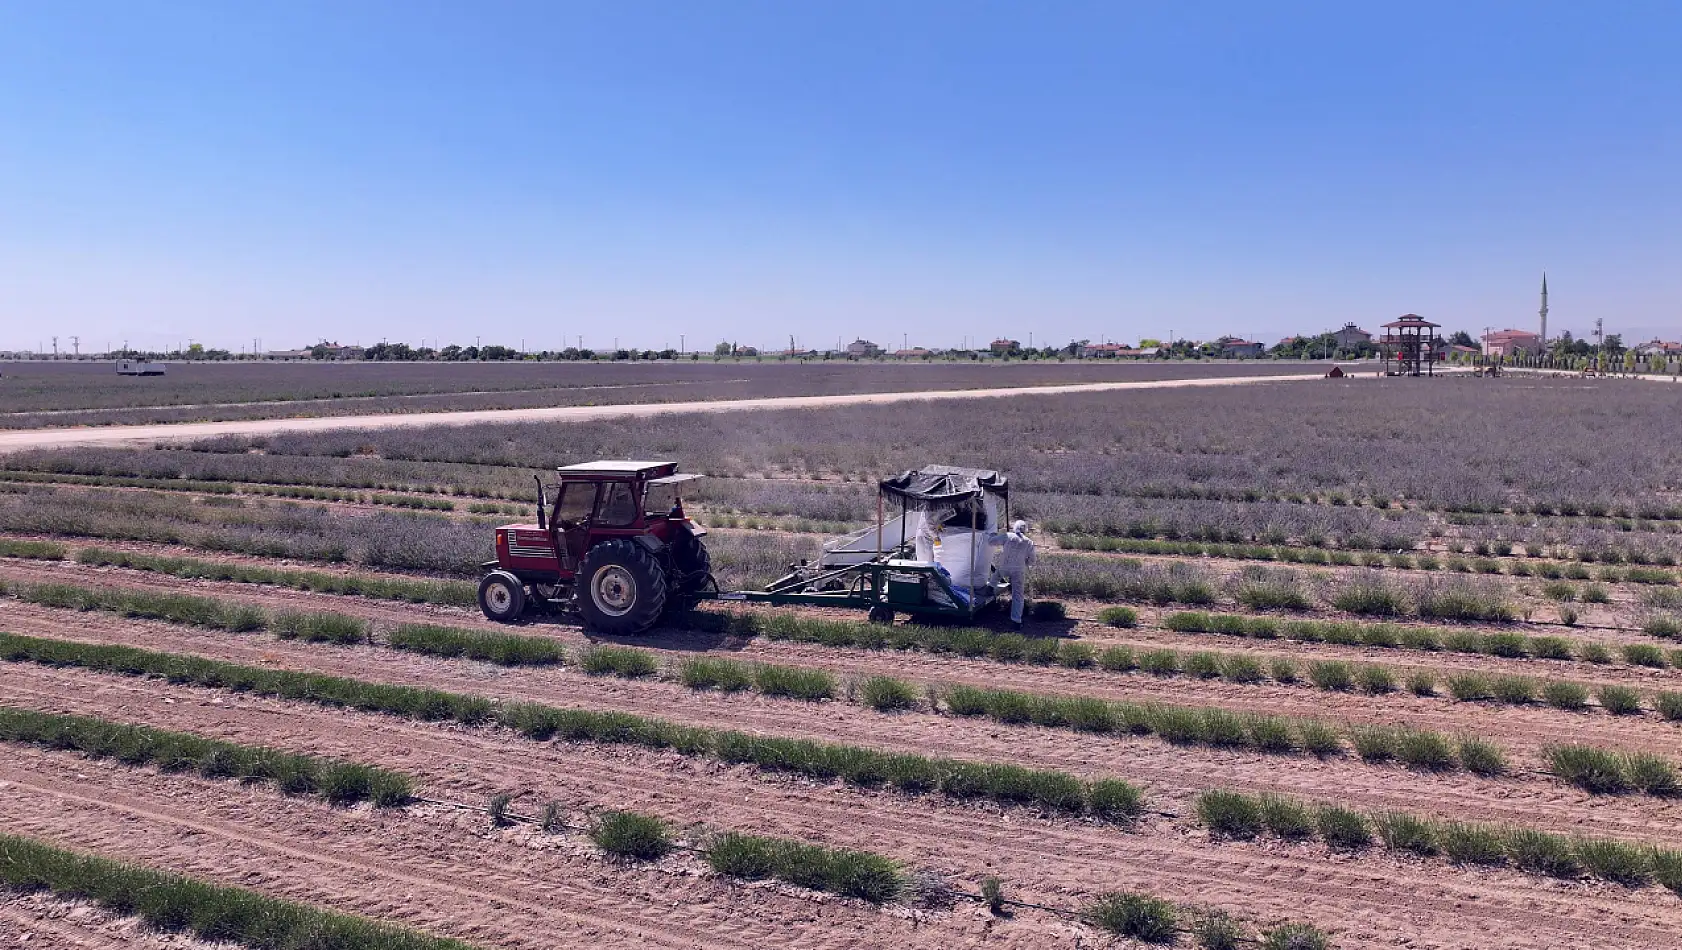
[578,539,669,634]
[868,605,895,625]
[478,572,527,623]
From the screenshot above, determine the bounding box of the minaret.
[1539,272,1549,343]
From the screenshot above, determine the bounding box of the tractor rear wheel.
[478,572,527,623]
[578,539,669,634]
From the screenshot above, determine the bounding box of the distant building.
[1219,339,1265,358]
[1276,336,1300,348]
[1077,342,1124,358]
[1330,323,1372,349]
[892,347,934,359]
[1447,344,1480,359]
[1632,339,1682,358]
[846,338,881,358]
[989,338,1020,355]
[1481,329,1543,358]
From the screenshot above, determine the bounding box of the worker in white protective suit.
[991,520,1037,628]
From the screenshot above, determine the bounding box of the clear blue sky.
[1,1,1677,353]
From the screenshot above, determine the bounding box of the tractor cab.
[480,460,712,633]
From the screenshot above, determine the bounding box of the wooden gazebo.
[1380,314,1442,377]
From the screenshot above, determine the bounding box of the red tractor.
[479,461,714,634]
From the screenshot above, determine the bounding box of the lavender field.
[0,358,1310,428]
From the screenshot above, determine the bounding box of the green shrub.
[857,675,920,711]
[1307,661,1353,691]
[1624,752,1681,796]
[678,657,754,691]
[942,684,989,716]
[1374,810,1438,855]
[1545,745,1629,793]
[1457,736,1508,776]
[1489,675,1538,705]
[1221,654,1265,683]
[1316,805,1372,850]
[1261,922,1330,950]
[1057,641,1096,668]
[1623,643,1668,668]
[1656,691,1682,721]
[753,663,836,700]
[1350,726,1397,763]
[1582,584,1611,604]
[0,708,409,806]
[1096,605,1138,627]
[1331,577,1408,616]
[1579,642,1613,664]
[0,831,470,949]
[1445,673,1493,701]
[1184,651,1224,678]
[579,645,659,678]
[1087,892,1178,943]
[1139,649,1182,675]
[1437,821,1506,865]
[1597,684,1643,715]
[1530,636,1574,660]
[1297,720,1344,757]
[705,832,904,902]
[1394,728,1457,771]
[1405,670,1437,696]
[1098,646,1137,671]
[1269,657,1299,683]
[1505,828,1579,877]
[1575,837,1652,885]
[1355,664,1396,695]
[1197,789,1263,839]
[1644,615,1682,638]
[1257,793,1316,840]
[388,623,564,665]
[590,810,672,860]
[270,610,368,645]
[1190,909,1245,950]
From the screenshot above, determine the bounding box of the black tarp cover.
[878,465,1009,508]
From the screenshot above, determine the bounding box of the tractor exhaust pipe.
[534,476,547,530]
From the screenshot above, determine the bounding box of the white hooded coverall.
[992,524,1037,623]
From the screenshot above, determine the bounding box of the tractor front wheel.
[478,572,527,623]
[578,539,669,634]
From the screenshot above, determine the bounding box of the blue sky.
[1,1,1677,353]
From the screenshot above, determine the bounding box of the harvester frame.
[710,465,1012,624]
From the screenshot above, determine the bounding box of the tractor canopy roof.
[878,465,1008,509]
[557,460,677,478]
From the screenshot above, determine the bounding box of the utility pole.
[1539,272,1549,344]
[51,336,58,358]
[680,334,685,355]
[70,336,79,357]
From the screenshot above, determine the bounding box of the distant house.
[1447,344,1480,359]
[265,348,313,360]
[308,341,365,360]
[1481,329,1543,358]
[892,347,933,359]
[1331,323,1372,349]
[1632,339,1682,358]
[989,338,1020,355]
[1219,339,1265,358]
[846,338,881,358]
[115,359,166,376]
[1276,336,1300,349]
[1077,342,1126,359]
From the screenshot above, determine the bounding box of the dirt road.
[0,372,1328,452]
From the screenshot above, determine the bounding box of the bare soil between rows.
[4,660,1682,950]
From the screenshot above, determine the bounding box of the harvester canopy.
[878,465,1008,509]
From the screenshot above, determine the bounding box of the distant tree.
[1449,331,1476,349]
[439,344,463,361]
[186,343,206,360]
[713,341,733,356]
[1603,334,1623,355]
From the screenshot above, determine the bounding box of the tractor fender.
[634,535,667,556]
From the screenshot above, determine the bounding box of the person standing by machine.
[991,519,1037,628]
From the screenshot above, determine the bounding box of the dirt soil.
[7,548,1682,948]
